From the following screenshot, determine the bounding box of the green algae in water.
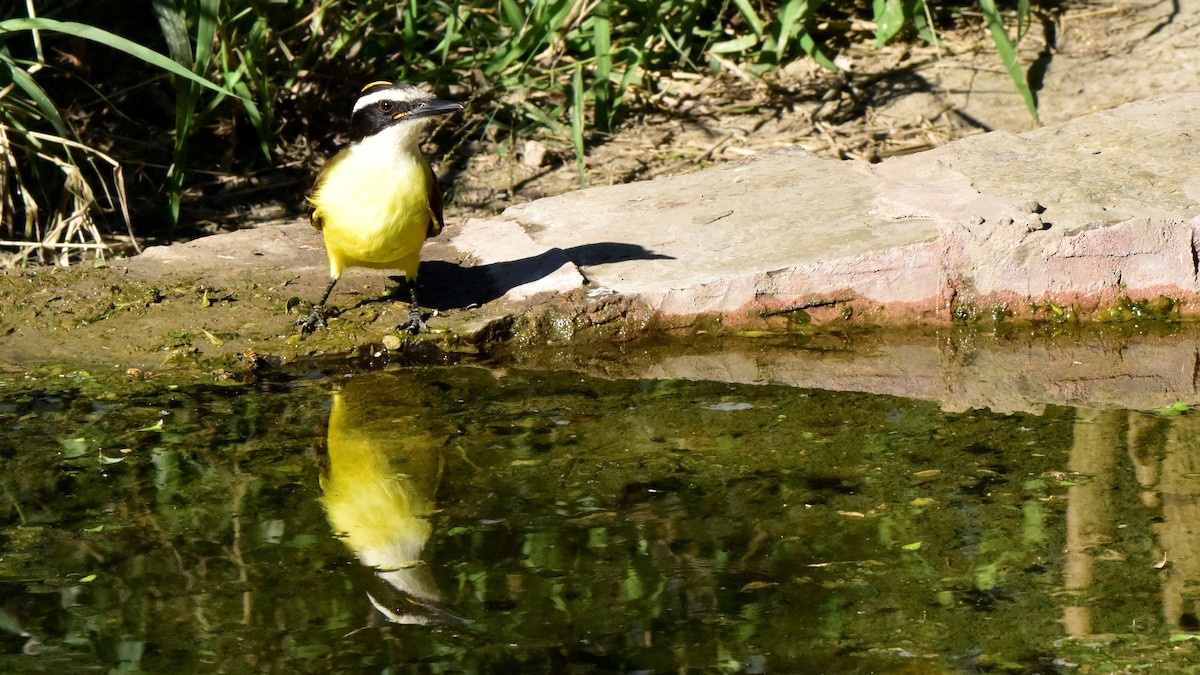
[1100,295,1182,323]
[1,368,1198,672]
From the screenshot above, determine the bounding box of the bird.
[320,372,469,626]
[297,80,463,335]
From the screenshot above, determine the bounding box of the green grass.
[0,13,238,266]
[1,0,1048,266]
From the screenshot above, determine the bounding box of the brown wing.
[426,163,445,239]
[308,151,349,231]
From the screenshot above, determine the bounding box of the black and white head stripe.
[352,82,430,115]
[347,81,462,144]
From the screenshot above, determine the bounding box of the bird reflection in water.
[318,372,468,626]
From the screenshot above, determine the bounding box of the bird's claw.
[295,305,330,335]
[397,306,427,335]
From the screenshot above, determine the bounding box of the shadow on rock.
[419,241,672,311]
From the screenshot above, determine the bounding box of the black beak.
[400,98,464,121]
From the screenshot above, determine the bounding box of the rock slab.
[486,93,1200,325]
[5,94,1200,377]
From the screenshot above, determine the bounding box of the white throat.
[350,122,427,170]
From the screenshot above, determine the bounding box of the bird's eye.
[379,101,394,112]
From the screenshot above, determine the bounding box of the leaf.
[775,0,808,58]
[613,47,643,111]
[592,0,613,132]
[61,437,88,458]
[571,62,586,188]
[0,54,69,136]
[500,0,525,31]
[911,0,941,47]
[733,0,765,37]
[150,0,194,71]
[233,81,270,159]
[797,30,838,71]
[194,0,220,75]
[775,0,836,70]
[1150,401,1193,417]
[709,34,759,55]
[976,0,1038,123]
[873,0,906,48]
[136,419,165,432]
[1016,0,1032,41]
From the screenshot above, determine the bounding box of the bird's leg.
[296,277,339,335]
[396,277,426,335]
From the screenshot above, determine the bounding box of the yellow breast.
[311,142,435,280]
[320,387,443,605]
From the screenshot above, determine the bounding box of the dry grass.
[0,125,135,268]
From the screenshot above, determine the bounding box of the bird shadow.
[416,241,673,311]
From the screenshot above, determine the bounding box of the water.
[2,352,1200,672]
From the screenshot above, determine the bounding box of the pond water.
[2,349,1200,673]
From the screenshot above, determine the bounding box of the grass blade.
[0,54,68,136]
[913,0,941,47]
[710,34,758,54]
[874,0,905,47]
[732,0,765,37]
[194,0,219,73]
[500,0,525,32]
[150,0,193,69]
[775,0,836,70]
[1016,0,1032,42]
[593,0,613,132]
[977,0,1038,123]
[571,62,586,188]
[0,18,238,98]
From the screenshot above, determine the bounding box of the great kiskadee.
[321,373,465,625]
[319,369,468,624]
[298,81,463,335]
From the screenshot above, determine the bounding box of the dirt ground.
[2,0,1197,378]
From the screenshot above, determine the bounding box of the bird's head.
[349,81,463,146]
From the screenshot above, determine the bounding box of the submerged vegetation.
[0,0,1051,267]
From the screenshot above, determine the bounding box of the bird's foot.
[396,305,427,335]
[295,305,334,335]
